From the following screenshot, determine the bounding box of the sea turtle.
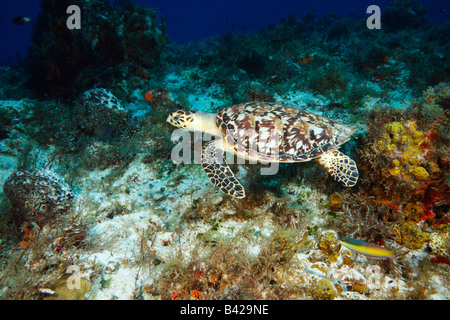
[167,102,358,198]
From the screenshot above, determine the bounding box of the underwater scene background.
[0,0,449,300]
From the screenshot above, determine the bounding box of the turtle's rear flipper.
[319,150,359,187]
[202,140,245,198]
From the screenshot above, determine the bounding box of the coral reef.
[0,0,450,301]
[307,65,348,95]
[0,198,92,299]
[382,0,430,32]
[316,230,341,262]
[78,88,127,134]
[237,50,269,79]
[313,279,338,300]
[375,119,429,186]
[357,84,450,224]
[321,84,449,286]
[3,168,74,226]
[25,0,165,98]
[156,226,309,300]
[429,231,450,260]
[122,2,165,69]
[44,276,91,300]
[393,221,430,250]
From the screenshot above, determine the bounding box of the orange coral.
[144,91,153,101]
[298,54,314,64]
[190,290,201,299]
[19,232,33,248]
[196,272,203,280]
[138,69,150,78]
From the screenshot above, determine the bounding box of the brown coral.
[393,221,430,250]
[356,84,450,235]
[78,88,127,133]
[429,232,450,259]
[3,169,75,226]
[317,230,341,262]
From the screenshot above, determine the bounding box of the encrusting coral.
[78,88,127,134]
[25,0,166,98]
[357,84,449,222]
[429,231,450,260]
[3,168,75,226]
[316,230,341,262]
[322,83,449,266]
[375,119,430,185]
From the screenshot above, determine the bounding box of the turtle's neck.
[191,111,221,137]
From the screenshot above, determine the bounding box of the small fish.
[12,16,31,25]
[440,8,446,13]
[94,123,113,139]
[339,237,396,260]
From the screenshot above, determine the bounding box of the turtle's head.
[167,110,196,129]
[167,110,220,135]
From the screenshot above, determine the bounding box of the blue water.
[1,0,448,64]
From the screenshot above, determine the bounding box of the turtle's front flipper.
[202,140,245,198]
[319,150,359,187]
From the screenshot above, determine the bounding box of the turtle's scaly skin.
[202,141,245,198]
[216,102,354,163]
[318,150,359,187]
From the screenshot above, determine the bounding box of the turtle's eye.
[174,115,180,121]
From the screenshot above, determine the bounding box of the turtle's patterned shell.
[216,102,354,162]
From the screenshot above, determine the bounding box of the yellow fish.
[339,237,396,260]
